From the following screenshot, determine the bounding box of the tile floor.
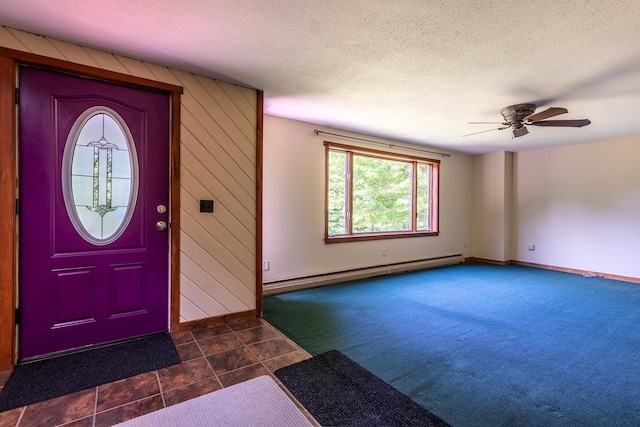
[0,318,319,427]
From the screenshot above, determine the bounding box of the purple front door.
[19,67,170,360]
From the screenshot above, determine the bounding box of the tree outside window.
[325,142,439,242]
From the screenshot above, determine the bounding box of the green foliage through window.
[352,156,411,232]
[327,151,346,235]
[325,142,439,241]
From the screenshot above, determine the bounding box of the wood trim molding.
[323,141,441,163]
[469,258,640,284]
[512,261,640,284]
[0,56,16,370]
[325,231,440,244]
[323,141,441,243]
[255,90,264,316]
[467,257,512,266]
[431,160,440,233]
[0,48,183,368]
[169,91,182,332]
[0,47,183,95]
[177,310,258,332]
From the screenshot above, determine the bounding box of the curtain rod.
[313,129,451,158]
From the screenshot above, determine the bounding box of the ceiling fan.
[465,103,591,138]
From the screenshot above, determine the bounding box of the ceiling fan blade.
[513,126,529,138]
[462,126,508,137]
[531,119,591,127]
[524,107,568,122]
[468,122,508,125]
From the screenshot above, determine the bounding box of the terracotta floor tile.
[217,363,273,387]
[59,415,95,427]
[206,347,260,375]
[190,324,232,340]
[262,350,310,374]
[235,325,281,345]
[96,371,160,412]
[228,318,265,331]
[0,406,23,427]
[19,388,95,427]
[94,394,164,427]
[163,377,222,407]
[247,337,299,361]
[196,332,244,356]
[170,331,193,345]
[0,370,11,388]
[175,341,203,362]
[157,358,214,392]
[0,319,312,426]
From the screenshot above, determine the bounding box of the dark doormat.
[275,350,450,427]
[0,333,180,411]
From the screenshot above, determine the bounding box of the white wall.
[513,137,640,278]
[0,26,258,323]
[263,114,473,283]
[472,151,513,262]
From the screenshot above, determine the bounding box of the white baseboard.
[263,254,464,296]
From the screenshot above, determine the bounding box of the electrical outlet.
[263,260,270,271]
[528,244,535,251]
[382,248,386,256]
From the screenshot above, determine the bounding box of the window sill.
[325,231,439,244]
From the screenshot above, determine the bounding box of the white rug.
[116,375,313,427]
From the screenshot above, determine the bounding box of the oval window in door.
[62,107,139,245]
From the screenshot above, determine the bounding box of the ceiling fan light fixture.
[512,125,529,138]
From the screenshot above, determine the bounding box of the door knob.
[156,221,168,231]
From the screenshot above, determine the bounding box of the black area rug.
[0,333,180,411]
[275,350,450,427]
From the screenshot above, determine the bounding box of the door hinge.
[15,198,19,215]
[15,88,19,105]
[15,307,20,324]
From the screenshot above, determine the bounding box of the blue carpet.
[264,263,640,426]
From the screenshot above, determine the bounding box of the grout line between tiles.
[92,386,99,427]
[6,322,310,427]
[154,371,167,408]
[94,392,164,416]
[14,406,25,427]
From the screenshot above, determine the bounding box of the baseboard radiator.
[263,254,464,296]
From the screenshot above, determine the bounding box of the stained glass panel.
[63,108,138,245]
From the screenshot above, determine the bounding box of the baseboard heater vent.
[263,254,464,296]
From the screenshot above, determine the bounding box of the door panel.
[111,263,146,316]
[19,67,170,359]
[53,268,95,328]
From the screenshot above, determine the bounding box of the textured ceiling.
[1,1,640,153]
